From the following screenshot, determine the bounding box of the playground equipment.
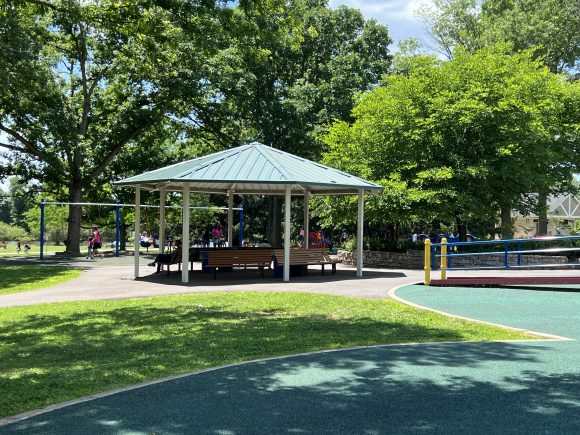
[39,200,244,259]
[424,235,580,286]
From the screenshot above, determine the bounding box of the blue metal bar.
[427,235,580,273]
[115,202,120,257]
[40,199,45,260]
[431,243,437,270]
[504,241,509,268]
[431,235,580,247]
[435,246,580,258]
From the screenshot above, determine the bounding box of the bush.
[0,222,30,242]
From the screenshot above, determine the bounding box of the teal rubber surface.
[2,285,579,434]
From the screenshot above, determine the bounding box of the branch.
[0,124,44,159]
[0,142,26,153]
[22,0,59,10]
[89,108,167,180]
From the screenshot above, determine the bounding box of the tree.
[419,0,580,235]
[189,0,392,245]
[420,0,580,73]
[0,0,223,254]
[321,45,580,238]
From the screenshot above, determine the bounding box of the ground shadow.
[0,301,536,421]
[136,267,409,287]
[3,342,578,434]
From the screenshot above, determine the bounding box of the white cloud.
[330,0,433,20]
[329,0,434,45]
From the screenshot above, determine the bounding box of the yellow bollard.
[441,237,447,280]
[424,239,431,285]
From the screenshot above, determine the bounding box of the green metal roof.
[114,142,383,196]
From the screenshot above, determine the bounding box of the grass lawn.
[0,266,81,296]
[0,291,536,419]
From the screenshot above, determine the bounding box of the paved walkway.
[1,265,579,434]
[2,255,580,307]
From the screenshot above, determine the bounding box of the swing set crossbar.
[42,201,242,211]
[39,201,244,260]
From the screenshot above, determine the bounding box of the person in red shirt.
[92,226,103,258]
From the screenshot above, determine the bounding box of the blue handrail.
[430,235,580,271]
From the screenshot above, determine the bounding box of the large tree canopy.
[0,0,392,251]
[0,0,226,252]
[420,0,580,73]
[321,45,580,238]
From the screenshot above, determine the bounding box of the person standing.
[86,236,94,259]
[212,223,223,247]
[92,226,103,258]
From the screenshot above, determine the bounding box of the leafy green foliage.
[321,45,580,237]
[420,0,580,73]
[0,221,29,242]
[0,0,225,252]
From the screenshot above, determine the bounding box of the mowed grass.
[0,265,81,296]
[0,291,535,418]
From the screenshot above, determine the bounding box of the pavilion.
[114,142,383,283]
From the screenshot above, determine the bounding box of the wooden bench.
[273,249,337,276]
[157,250,183,275]
[0,243,7,249]
[206,249,273,280]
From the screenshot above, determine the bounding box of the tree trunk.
[455,211,467,241]
[267,196,282,248]
[65,182,83,255]
[537,191,548,236]
[500,204,513,239]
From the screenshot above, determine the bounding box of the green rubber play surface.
[2,285,579,434]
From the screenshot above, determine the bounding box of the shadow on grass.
[0,301,538,420]
[4,341,579,434]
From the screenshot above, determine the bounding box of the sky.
[0,1,433,192]
[329,0,434,48]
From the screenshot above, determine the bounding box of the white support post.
[304,193,309,249]
[227,189,234,247]
[284,185,291,282]
[357,189,364,277]
[182,183,190,284]
[159,186,166,254]
[134,185,141,279]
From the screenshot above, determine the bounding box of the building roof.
[114,142,383,196]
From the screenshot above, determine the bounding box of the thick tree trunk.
[65,182,83,255]
[537,191,548,236]
[267,196,282,248]
[500,204,513,239]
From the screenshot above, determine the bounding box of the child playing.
[16,241,21,254]
[86,236,94,259]
[24,243,30,254]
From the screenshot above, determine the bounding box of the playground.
[0,260,579,433]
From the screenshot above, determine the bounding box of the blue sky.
[329,0,433,48]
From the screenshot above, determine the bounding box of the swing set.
[39,200,244,259]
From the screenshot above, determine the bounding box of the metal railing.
[424,235,580,285]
